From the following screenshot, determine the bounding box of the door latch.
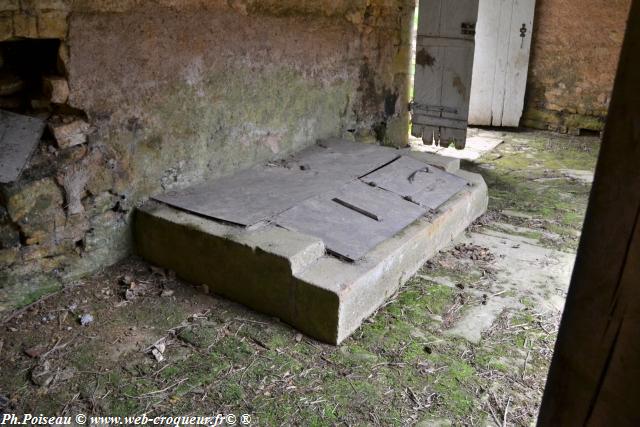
[520,23,528,47]
[461,22,476,36]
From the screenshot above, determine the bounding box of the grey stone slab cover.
[154,166,340,226]
[153,139,399,226]
[360,155,468,209]
[275,181,427,261]
[0,110,45,183]
[153,139,469,260]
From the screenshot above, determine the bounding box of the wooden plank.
[538,1,640,424]
[0,110,45,183]
[414,0,479,148]
[501,0,536,126]
[489,0,515,126]
[412,113,467,130]
[417,0,443,38]
[419,0,478,40]
[440,44,476,124]
[468,0,506,125]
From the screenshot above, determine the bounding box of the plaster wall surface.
[0,0,415,310]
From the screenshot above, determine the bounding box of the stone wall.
[522,0,631,134]
[0,0,415,311]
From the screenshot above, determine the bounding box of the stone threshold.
[134,155,487,344]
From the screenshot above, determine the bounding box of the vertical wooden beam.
[538,1,640,425]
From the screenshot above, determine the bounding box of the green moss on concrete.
[523,108,605,132]
[564,113,605,131]
[522,108,561,128]
[463,130,599,251]
[0,274,62,311]
[434,359,477,416]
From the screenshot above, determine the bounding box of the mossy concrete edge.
[134,169,487,344]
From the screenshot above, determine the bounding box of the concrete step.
[134,166,487,344]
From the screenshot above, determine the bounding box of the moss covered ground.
[0,129,599,425]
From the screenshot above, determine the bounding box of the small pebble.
[79,313,94,326]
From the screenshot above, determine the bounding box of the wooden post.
[538,1,640,425]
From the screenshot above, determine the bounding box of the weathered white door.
[412,0,479,149]
[468,0,536,127]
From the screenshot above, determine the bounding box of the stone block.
[57,42,69,74]
[81,149,115,195]
[0,247,19,268]
[84,191,119,217]
[0,74,24,96]
[57,162,89,215]
[37,10,67,38]
[0,95,22,110]
[42,76,69,104]
[13,13,36,38]
[0,223,20,248]
[30,0,70,11]
[0,12,12,41]
[84,210,129,255]
[135,169,488,344]
[60,213,90,241]
[2,177,65,245]
[21,239,73,261]
[49,118,90,148]
[0,0,19,11]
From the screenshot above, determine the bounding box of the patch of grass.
[70,344,99,371]
[119,298,186,331]
[464,133,596,252]
[14,276,62,308]
[420,284,456,314]
[433,359,477,417]
[177,325,217,348]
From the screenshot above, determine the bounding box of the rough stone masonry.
[0,0,416,311]
[522,0,631,134]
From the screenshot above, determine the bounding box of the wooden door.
[468,0,536,127]
[412,0,480,149]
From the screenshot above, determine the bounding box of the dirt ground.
[0,129,600,426]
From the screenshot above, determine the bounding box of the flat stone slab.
[409,132,504,161]
[275,181,428,261]
[152,139,470,261]
[0,110,45,183]
[444,230,576,343]
[135,145,487,343]
[153,138,401,227]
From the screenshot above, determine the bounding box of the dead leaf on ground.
[24,345,46,358]
[31,361,53,387]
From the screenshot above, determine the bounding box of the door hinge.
[410,101,458,115]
